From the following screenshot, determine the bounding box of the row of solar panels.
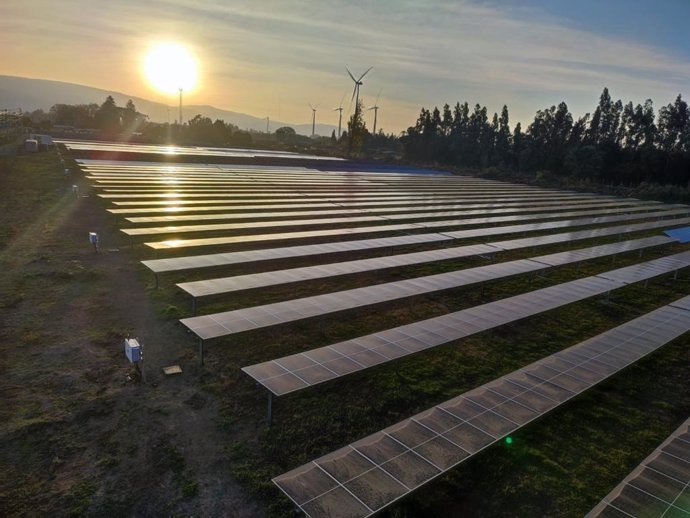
[272,294,690,517]
[76,156,690,517]
[181,244,689,341]
[142,215,690,274]
[587,415,690,518]
[121,198,640,223]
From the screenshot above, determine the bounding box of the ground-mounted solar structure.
[273,295,690,517]
[587,415,690,518]
[63,140,690,518]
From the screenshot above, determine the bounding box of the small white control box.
[125,338,141,363]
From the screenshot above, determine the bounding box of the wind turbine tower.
[309,103,318,137]
[369,90,382,134]
[334,95,345,139]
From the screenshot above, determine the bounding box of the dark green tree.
[347,100,368,155]
[275,126,296,143]
[495,105,511,165]
[658,94,689,152]
[122,99,138,129]
[95,95,121,133]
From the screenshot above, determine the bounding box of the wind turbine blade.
[346,67,356,82]
[351,85,357,102]
[374,88,382,107]
[339,94,345,109]
[358,66,373,81]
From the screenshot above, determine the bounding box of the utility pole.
[178,88,183,126]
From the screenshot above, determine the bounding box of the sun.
[143,43,198,94]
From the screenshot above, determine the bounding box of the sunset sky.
[3,0,690,134]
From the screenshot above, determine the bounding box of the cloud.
[2,0,689,131]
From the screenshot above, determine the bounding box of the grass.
[0,151,211,516]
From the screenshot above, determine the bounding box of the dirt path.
[0,152,262,516]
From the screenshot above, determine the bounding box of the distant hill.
[0,75,338,136]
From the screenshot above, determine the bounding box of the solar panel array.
[143,208,690,250]
[241,251,690,396]
[273,296,690,517]
[143,216,690,274]
[181,239,681,341]
[587,416,690,518]
[69,148,690,518]
[177,235,673,298]
[121,204,667,237]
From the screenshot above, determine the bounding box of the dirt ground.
[0,151,263,516]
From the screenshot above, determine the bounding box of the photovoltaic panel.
[273,296,690,518]
[587,415,690,518]
[60,139,346,161]
[145,209,689,250]
[527,235,675,267]
[597,250,690,284]
[182,258,549,339]
[127,207,687,242]
[240,251,690,395]
[124,205,677,237]
[108,192,659,206]
[178,235,673,299]
[122,199,638,223]
[101,189,540,199]
[142,218,690,273]
[109,195,615,215]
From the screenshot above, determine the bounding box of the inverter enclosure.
[125,338,141,363]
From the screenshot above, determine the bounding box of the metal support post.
[139,341,146,383]
[199,339,204,366]
[267,392,273,426]
[192,297,197,315]
[154,273,159,289]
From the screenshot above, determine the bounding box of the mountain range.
[0,75,339,136]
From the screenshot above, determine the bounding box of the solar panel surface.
[241,251,690,395]
[587,415,690,518]
[273,297,690,518]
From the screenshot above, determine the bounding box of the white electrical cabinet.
[125,338,141,363]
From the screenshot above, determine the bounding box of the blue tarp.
[664,226,690,243]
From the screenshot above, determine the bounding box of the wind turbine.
[309,103,318,137]
[334,95,345,139]
[369,90,382,134]
[346,66,373,121]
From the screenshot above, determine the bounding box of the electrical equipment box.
[89,232,99,245]
[125,338,142,363]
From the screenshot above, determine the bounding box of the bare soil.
[0,152,262,516]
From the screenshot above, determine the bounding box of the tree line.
[401,88,690,187]
[30,96,254,146]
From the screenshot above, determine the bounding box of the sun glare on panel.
[143,43,198,94]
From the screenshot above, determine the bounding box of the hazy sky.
[3,0,690,133]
